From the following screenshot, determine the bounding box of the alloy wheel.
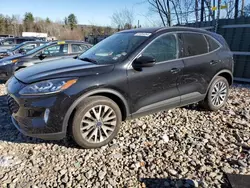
[211,81,228,107]
[80,105,117,143]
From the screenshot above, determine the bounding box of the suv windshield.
[79,32,150,64]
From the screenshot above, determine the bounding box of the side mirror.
[39,54,47,60]
[132,55,156,69]
[18,48,26,54]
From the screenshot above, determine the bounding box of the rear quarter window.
[181,33,208,57]
[205,36,220,52]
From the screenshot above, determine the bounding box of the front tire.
[71,96,122,149]
[203,76,229,111]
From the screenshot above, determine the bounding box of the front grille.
[7,95,20,114]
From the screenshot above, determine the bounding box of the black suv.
[0,40,92,81]
[7,27,234,148]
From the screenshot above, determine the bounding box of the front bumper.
[7,77,75,140]
[11,117,65,140]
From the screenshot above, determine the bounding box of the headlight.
[0,59,18,66]
[19,78,78,95]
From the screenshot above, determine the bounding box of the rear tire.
[202,76,229,111]
[71,96,122,149]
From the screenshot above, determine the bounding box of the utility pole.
[241,0,245,17]
[235,0,239,18]
[195,0,199,22]
[213,0,216,19]
[215,0,221,33]
[201,0,205,21]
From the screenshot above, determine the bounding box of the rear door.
[178,32,222,105]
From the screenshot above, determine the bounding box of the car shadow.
[0,94,80,149]
[140,177,231,188]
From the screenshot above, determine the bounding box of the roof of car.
[22,41,48,44]
[119,26,213,35]
[50,40,92,45]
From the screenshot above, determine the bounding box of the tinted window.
[72,44,89,53]
[205,36,220,52]
[181,33,208,57]
[2,38,14,45]
[142,34,177,63]
[16,39,27,44]
[43,44,68,56]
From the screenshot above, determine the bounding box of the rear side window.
[205,36,220,52]
[72,44,89,53]
[142,34,178,63]
[181,33,208,57]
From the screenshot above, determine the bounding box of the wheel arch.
[62,88,130,133]
[206,70,233,95]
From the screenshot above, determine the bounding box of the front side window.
[142,34,178,63]
[43,44,68,56]
[79,32,149,64]
[181,33,208,57]
[23,43,37,51]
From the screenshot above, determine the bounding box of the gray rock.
[168,169,178,176]
[60,169,67,175]
[222,166,234,174]
[98,170,106,180]
[85,170,93,179]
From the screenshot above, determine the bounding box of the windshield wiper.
[79,57,98,64]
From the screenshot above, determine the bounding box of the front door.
[34,44,69,64]
[127,33,184,116]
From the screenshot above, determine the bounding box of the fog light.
[44,108,50,123]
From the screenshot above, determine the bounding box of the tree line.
[0,12,115,40]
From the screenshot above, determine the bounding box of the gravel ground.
[0,83,249,188]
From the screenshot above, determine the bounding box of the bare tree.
[111,8,134,30]
[244,3,250,17]
[225,0,235,19]
[173,0,195,24]
[147,0,172,26]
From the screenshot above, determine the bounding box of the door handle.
[210,60,220,65]
[170,68,180,74]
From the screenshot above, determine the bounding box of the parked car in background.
[0,41,47,59]
[0,40,92,81]
[6,27,233,148]
[0,37,41,50]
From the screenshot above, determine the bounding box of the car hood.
[14,58,115,84]
[0,53,24,62]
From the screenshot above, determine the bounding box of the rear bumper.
[11,116,66,140]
